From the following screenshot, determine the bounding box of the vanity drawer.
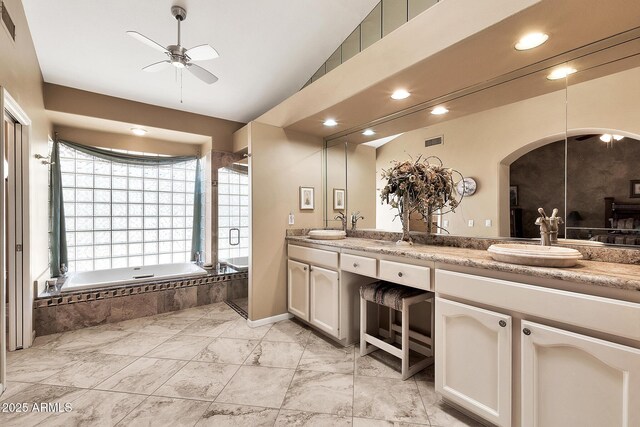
[288,244,339,269]
[379,260,431,291]
[341,253,377,277]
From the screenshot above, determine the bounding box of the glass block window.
[218,166,249,261]
[58,144,199,273]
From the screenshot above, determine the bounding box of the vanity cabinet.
[521,320,640,427]
[435,269,640,427]
[287,259,310,321]
[435,297,512,427]
[309,266,340,336]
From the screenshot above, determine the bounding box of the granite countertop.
[286,236,640,293]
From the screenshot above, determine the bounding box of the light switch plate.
[288,213,295,225]
[485,219,492,227]
[443,219,449,228]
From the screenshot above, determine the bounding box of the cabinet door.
[435,298,512,427]
[309,266,340,338]
[288,259,310,321]
[521,320,640,427]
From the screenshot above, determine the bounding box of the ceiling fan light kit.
[127,5,219,84]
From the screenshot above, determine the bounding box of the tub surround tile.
[109,292,160,322]
[118,395,210,427]
[196,403,279,427]
[40,353,137,388]
[298,338,355,374]
[275,409,353,426]
[193,337,259,364]
[282,370,353,416]
[154,361,239,401]
[34,273,247,337]
[95,357,186,394]
[162,286,198,313]
[219,319,272,340]
[197,282,227,306]
[144,334,214,360]
[245,341,305,369]
[215,365,295,409]
[353,376,429,424]
[262,319,312,344]
[37,389,147,427]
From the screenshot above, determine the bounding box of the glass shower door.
[217,161,249,315]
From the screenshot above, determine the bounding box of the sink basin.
[308,230,346,240]
[487,243,583,268]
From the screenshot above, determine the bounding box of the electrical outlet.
[442,219,449,228]
[468,219,474,227]
[288,212,295,225]
[485,219,492,227]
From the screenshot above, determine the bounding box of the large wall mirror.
[324,30,640,247]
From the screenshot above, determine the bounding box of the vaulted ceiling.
[23,0,379,122]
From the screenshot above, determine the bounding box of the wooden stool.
[359,281,434,380]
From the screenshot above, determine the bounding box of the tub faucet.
[335,212,347,231]
[351,211,364,230]
[194,251,202,266]
[535,207,563,246]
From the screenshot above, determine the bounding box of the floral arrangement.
[380,156,461,243]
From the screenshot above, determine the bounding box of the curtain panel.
[49,139,204,276]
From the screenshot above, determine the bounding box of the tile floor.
[1,302,484,426]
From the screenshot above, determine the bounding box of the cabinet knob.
[398,272,403,277]
[303,267,307,271]
[353,263,359,268]
[499,320,507,328]
[523,328,531,336]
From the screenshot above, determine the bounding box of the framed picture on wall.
[300,186,315,210]
[333,189,345,210]
[631,180,640,198]
[510,185,519,206]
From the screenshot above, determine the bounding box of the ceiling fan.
[127,6,219,84]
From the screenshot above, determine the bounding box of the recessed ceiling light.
[515,32,549,50]
[391,89,410,100]
[131,128,147,136]
[600,134,624,143]
[362,129,375,136]
[323,119,338,127]
[547,66,577,80]
[431,106,449,115]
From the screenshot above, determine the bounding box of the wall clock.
[456,177,477,196]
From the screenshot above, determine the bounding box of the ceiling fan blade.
[142,60,171,72]
[127,31,168,54]
[187,64,219,84]
[185,44,219,61]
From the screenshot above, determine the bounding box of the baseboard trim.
[247,312,293,327]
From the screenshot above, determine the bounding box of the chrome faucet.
[351,211,364,230]
[535,207,563,246]
[335,212,347,231]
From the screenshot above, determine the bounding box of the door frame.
[1,87,32,395]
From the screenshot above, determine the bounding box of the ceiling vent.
[425,136,443,147]
[1,1,16,41]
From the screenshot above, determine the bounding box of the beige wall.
[248,121,323,320]
[0,0,51,286]
[53,125,204,156]
[44,84,244,152]
[373,67,640,237]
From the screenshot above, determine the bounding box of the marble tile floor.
[1,302,485,427]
